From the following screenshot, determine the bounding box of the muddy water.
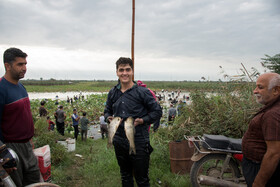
[29,91,192,109]
[28,91,191,102]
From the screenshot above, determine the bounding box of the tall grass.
[33,118,191,186]
[23,80,255,93]
[49,135,191,187]
[157,82,259,141]
[23,81,117,92]
[30,81,258,186]
[31,94,191,186]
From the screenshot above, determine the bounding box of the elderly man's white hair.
[268,73,280,90]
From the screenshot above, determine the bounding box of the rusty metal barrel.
[169,140,194,175]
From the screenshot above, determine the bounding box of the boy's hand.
[134,118,144,126]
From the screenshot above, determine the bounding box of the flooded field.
[28,91,191,105]
[28,91,105,100]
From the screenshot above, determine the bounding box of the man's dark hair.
[59,105,63,109]
[3,47,27,65]
[83,112,87,116]
[116,57,133,70]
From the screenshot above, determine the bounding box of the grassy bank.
[23,80,117,92]
[51,136,191,187]
[31,94,192,187]
[30,81,258,186]
[33,118,191,187]
[22,79,255,92]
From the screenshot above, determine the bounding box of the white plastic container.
[57,139,76,152]
[66,138,76,152]
[57,141,67,150]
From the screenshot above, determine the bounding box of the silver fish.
[124,117,136,155]
[108,117,122,147]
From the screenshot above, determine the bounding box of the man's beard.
[254,94,264,105]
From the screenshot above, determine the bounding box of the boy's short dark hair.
[3,47,27,64]
[83,112,87,116]
[116,57,133,70]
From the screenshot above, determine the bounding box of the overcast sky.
[0,0,279,81]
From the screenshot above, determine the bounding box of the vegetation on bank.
[23,80,118,92]
[158,83,259,141]
[22,79,255,93]
[31,94,192,186]
[30,79,259,186]
[33,116,191,187]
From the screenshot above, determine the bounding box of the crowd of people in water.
[38,88,190,140]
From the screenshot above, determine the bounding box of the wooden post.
[131,0,135,81]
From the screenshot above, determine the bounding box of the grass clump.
[30,81,259,186]
[33,116,191,186]
[156,82,259,143]
[33,118,69,165]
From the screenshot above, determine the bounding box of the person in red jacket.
[47,116,55,131]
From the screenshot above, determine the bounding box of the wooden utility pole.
[131,0,135,81]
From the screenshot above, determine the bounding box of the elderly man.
[242,73,280,187]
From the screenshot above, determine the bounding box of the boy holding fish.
[104,57,162,187]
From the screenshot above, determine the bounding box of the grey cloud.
[1,0,279,55]
[135,0,279,58]
[0,0,279,80]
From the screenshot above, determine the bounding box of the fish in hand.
[124,117,136,155]
[108,117,122,147]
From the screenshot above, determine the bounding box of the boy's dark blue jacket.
[104,83,162,145]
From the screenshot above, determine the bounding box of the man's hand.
[5,167,17,174]
[253,141,280,187]
[107,116,113,123]
[134,118,144,127]
[252,182,264,187]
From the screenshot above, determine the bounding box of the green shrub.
[156,83,259,142]
[33,118,69,165]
